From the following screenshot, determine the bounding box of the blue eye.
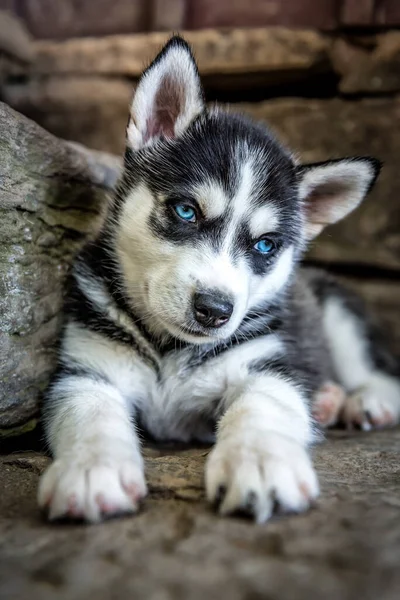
[254,238,274,254]
[174,204,197,223]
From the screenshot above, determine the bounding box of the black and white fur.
[38,37,400,524]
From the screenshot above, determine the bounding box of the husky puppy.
[38,37,400,524]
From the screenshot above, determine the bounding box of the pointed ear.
[297,157,381,239]
[127,36,204,151]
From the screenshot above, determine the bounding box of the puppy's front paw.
[205,433,318,523]
[38,455,147,523]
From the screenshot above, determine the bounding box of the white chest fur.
[139,335,284,442]
[63,321,283,443]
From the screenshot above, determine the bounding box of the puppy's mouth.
[180,325,208,337]
[161,318,229,345]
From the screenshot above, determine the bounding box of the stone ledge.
[3,27,331,77]
[5,28,400,96]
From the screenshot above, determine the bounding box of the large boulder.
[0,102,120,434]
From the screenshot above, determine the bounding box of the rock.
[0,102,120,432]
[5,27,331,78]
[1,430,400,599]
[332,33,400,94]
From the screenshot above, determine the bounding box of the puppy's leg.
[323,295,400,430]
[205,373,318,523]
[39,372,146,523]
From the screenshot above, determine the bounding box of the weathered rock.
[0,102,120,431]
[1,429,400,599]
[5,27,331,77]
[332,33,400,94]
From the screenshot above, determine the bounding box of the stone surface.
[1,429,400,599]
[5,27,330,77]
[332,33,400,94]
[0,102,119,431]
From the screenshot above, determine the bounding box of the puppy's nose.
[193,291,233,328]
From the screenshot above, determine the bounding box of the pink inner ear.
[305,180,349,224]
[144,74,184,143]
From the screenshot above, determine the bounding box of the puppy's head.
[112,36,380,344]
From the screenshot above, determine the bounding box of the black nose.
[193,291,234,328]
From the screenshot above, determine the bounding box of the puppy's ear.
[127,36,204,151]
[297,157,381,239]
